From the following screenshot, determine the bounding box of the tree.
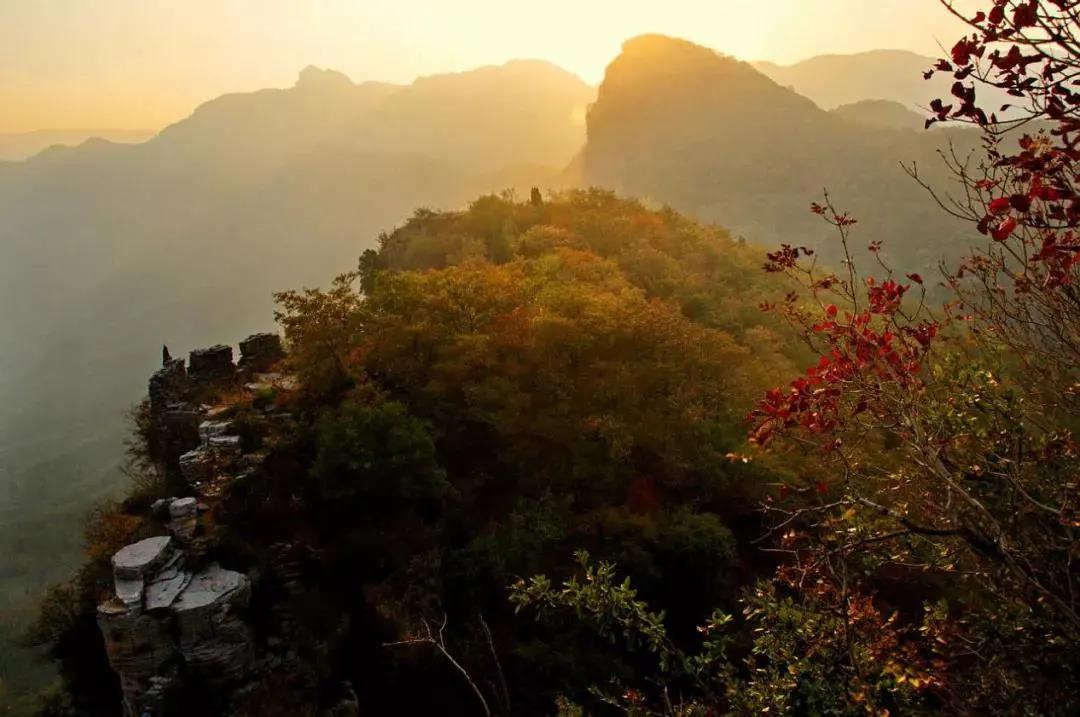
[916,0,1080,398]
[274,272,364,396]
[312,401,447,515]
[746,1,1080,711]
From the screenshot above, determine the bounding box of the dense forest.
[7,0,1080,715]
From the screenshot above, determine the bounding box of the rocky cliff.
[93,333,356,717]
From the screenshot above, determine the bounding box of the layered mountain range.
[753,49,955,110]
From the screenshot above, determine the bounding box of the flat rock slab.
[174,564,247,612]
[146,569,192,611]
[179,448,208,465]
[112,536,172,581]
[208,434,241,450]
[143,552,191,610]
[199,420,232,443]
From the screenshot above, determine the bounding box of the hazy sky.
[0,1,970,133]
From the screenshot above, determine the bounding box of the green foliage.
[512,551,675,659]
[513,553,949,717]
[312,401,447,511]
[512,552,734,716]
[735,581,931,716]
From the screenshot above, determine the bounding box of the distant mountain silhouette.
[144,60,592,175]
[0,129,155,162]
[753,49,1015,118]
[335,60,593,173]
[831,99,926,131]
[753,49,943,110]
[583,35,975,270]
[145,66,401,161]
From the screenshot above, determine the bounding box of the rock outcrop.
[98,532,253,716]
[111,536,175,609]
[95,334,297,714]
[148,359,188,413]
[188,344,236,383]
[238,332,285,374]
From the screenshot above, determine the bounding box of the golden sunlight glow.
[0,0,971,133]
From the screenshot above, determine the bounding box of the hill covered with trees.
[28,192,809,715]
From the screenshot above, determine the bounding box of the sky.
[0,0,972,134]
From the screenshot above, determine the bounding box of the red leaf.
[826,304,838,318]
[1009,194,1031,213]
[992,217,1018,241]
[1013,2,1037,28]
[988,197,1012,215]
[951,39,974,66]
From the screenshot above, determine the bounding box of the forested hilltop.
[30,169,1080,714]
[28,191,806,715]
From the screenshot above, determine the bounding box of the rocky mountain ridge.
[92,333,351,716]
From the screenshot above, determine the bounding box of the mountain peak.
[616,34,741,71]
[605,34,786,93]
[296,65,355,91]
[591,34,816,126]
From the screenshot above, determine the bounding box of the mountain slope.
[753,49,1014,117]
[338,60,594,173]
